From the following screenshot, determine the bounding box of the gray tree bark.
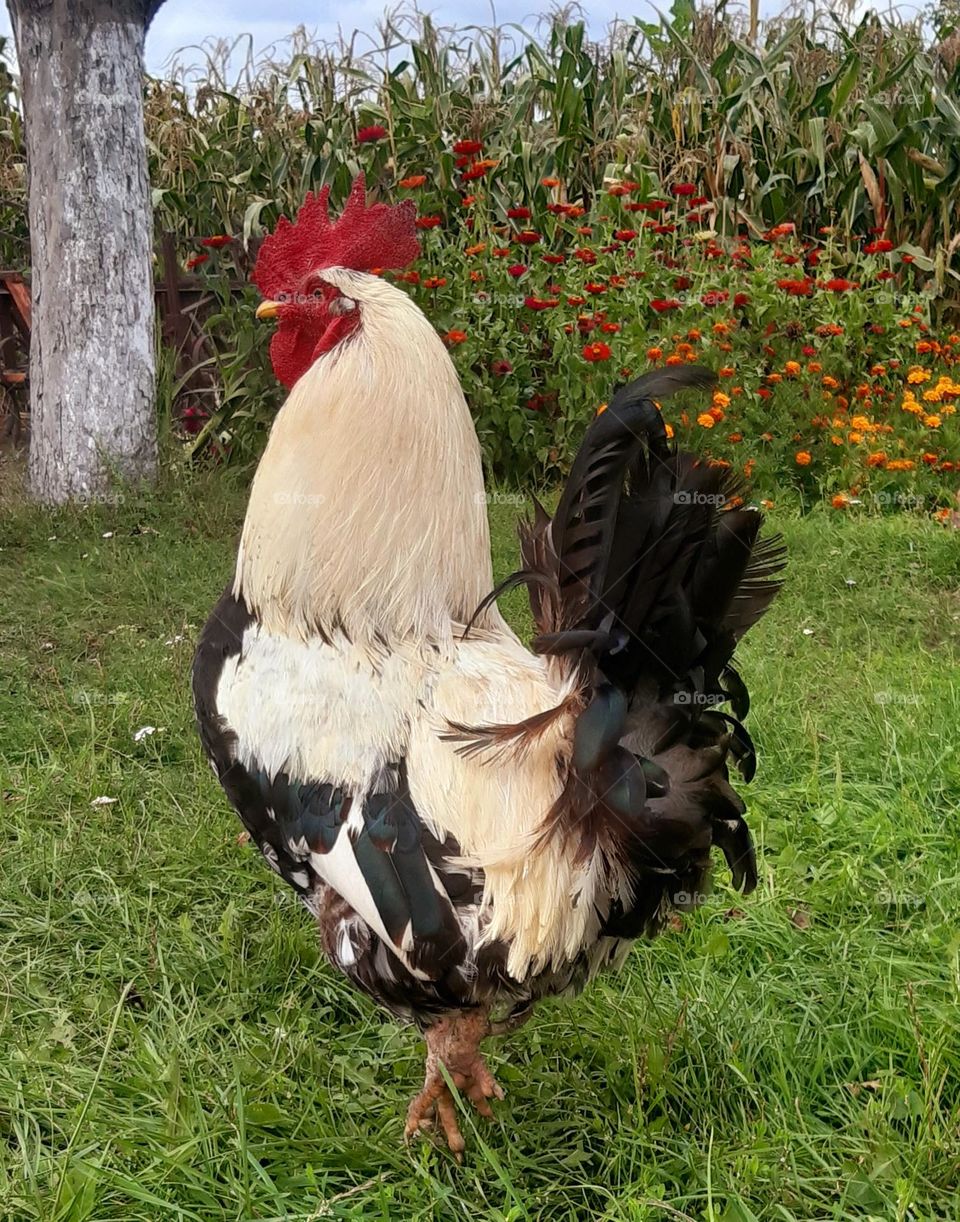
[8,0,158,502]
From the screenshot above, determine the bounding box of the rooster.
[193,176,784,1155]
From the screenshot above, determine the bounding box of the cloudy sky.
[0,1,762,75]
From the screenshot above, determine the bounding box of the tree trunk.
[9,0,157,503]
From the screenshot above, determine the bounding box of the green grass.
[1,461,959,1221]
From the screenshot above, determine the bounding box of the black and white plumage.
[193,187,784,1153]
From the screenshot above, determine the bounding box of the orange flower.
[923,414,942,428]
[541,176,560,188]
[464,242,486,256]
[795,450,812,466]
[712,391,731,409]
[784,360,802,377]
[646,347,664,361]
[444,329,467,345]
[866,451,888,467]
[831,494,849,509]
[718,365,735,378]
[398,174,427,189]
[697,412,716,428]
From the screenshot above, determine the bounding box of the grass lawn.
[1,460,959,1221]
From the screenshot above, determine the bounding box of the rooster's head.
[252,174,421,388]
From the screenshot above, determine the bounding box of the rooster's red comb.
[252,174,420,298]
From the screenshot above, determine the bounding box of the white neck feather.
[234,270,500,647]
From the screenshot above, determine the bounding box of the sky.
[0,1,906,76]
[0,1,737,76]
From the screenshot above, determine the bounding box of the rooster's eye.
[311,289,323,300]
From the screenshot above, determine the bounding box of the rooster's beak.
[256,300,280,320]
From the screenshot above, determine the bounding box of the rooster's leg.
[404,1009,505,1156]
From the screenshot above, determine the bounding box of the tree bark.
[9,0,157,502]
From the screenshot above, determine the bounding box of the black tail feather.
[517,365,783,922]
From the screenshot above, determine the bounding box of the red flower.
[507,264,527,278]
[649,223,677,234]
[700,290,729,307]
[507,207,531,220]
[444,329,467,345]
[514,230,541,245]
[600,322,620,334]
[461,195,477,207]
[863,238,894,254]
[585,282,607,294]
[650,298,681,313]
[674,275,692,292]
[733,292,750,307]
[613,229,638,241]
[356,124,387,144]
[491,359,513,376]
[179,405,210,434]
[416,216,442,230]
[607,185,631,197]
[462,163,491,181]
[777,277,815,296]
[453,139,483,155]
[671,182,697,196]
[398,175,427,189]
[524,296,560,310]
[876,269,895,281]
[185,254,209,270]
[582,341,612,362]
[200,235,232,248]
[574,248,597,265]
[687,196,708,207]
[823,278,859,292]
[566,295,586,306]
[542,253,566,265]
[423,276,446,289]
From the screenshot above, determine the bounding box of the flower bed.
[185,150,958,515]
